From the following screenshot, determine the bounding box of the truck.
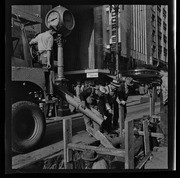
[10,5,106,154]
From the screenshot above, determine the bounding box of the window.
[151,14,156,27]
[163,35,167,44]
[157,16,161,25]
[157,5,161,12]
[122,5,124,10]
[163,9,167,19]
[164,47,167,56]
[158,31,162,38]
[163,22,167,31]
[152,45,156,58]
[158,52,161,60]
[152,30,156,42]
[158,45,162,53]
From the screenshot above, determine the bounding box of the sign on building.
[109,5,121,52]
[86,72,99,78]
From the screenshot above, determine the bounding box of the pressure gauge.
[45,5,75,37]
[46,11,60,30]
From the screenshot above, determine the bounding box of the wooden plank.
[149,87,155,116]
[63,118,72,169]
[86,127,115,148]
[149,93,152,116]
[125,120,134,169]
[68,143,125,159]
[46,113,83,124]
[151,115,160,119]
[118,104,124,137]
[138,131,164,138]
[12,130,94,169]
[143,120,150,155]
[136,151,152,169]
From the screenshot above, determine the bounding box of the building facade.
[105,5,168,73]
[147,5,168,67]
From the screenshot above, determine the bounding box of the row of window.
[152,5,167,19]
[152,45,167,58]
[152,29,167,43]
[151,14,167,32]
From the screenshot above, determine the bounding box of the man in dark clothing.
[79,85,110,132]
[104,80,120,132]
[157,65,168,145]
[114,76,133,130]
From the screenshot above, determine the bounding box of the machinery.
[11,5,80,153]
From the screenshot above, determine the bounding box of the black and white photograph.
[5,0,176,173]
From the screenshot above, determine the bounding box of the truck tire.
[12,101,46,153]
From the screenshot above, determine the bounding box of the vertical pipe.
[63,118,72,169]
[133,5,135,53]
[115,5,119,74]
[142,5,144,60]
[140,5,143,57]
[118,104,124,137]
[138,5,140,55]
[135,5,138,61]
[94,6,103,69]
[144,6,147,63]
[56,34,65,81]
[125,120,134,169]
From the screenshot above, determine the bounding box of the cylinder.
[54,85,103,125]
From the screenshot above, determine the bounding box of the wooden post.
[125,120,134,169]
[150,87,155,116]
[152,87,155,115]
[143,120,150,155]
[118,104,124,137]
[149,89,152,116]
[63,118,72,169]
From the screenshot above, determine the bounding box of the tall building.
[105,5,168,73]
[146,5,168,67]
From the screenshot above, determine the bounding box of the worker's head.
[94,85,101,96]
[48,28,56,35]
[157,64,168,77]
[116,73,123,83]
[109,80,120,95]
[81,150,98,169]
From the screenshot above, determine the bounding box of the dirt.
[145,146,168,169]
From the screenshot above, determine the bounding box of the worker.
[74,81,82,98]
[79,84,102,132]
[104,79,120,132]
[29,29,56,69]
[157,65,168,146]
[114,76,133,130]
[97,85,114,133]
[81,150,108,169]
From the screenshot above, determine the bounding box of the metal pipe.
[54,84,103,125]
[56,34,65,81]
[115,5,119,74]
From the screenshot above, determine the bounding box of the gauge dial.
[47,11,59,29]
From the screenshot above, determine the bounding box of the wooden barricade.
[63,115,163,169]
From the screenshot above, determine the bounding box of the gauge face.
[63,11,74,30]
[47,11,59,29]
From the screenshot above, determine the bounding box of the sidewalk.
[127,95,149,107]
[145,146,168,169]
